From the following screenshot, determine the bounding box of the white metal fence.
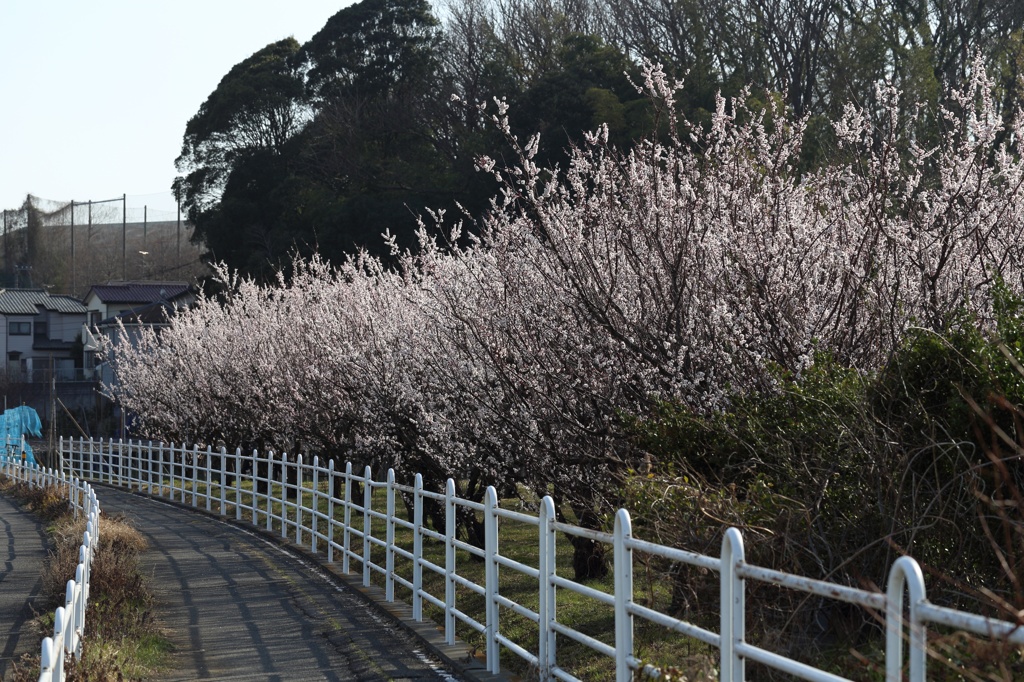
[60,437,1024,681]
[0,455,100,682]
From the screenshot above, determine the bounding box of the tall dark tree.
[175,38,306,217]
[174,38,307,273]
[292,0,486,260]
[512,34,650,165]
[299,0,443,102]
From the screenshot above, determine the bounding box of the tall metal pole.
[70,201,75,295]
[122,193,127,281]
[176,188,181,268]
[2,210,7,284]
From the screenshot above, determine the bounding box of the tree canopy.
[174,0,1024,279]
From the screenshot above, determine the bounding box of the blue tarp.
[0,406,41,465]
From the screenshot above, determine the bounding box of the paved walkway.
[0,492,50,679]
[96,485,462,681]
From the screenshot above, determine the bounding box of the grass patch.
[0,479,173,681]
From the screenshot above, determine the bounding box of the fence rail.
[60,436,1024,682]
[0,454,99,682]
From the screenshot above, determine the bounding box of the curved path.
[0,492,50,678]
[97,485,462,681]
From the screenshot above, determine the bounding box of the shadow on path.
[0,493,50,679]
[97,485,460,681]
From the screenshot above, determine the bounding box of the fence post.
[312,456,320,554]
[125,439,132,488]
[328,460,336,563]
[84,525,93,601]
[117,438,124,487]
[40,637,55,680]
[168,443,176,501]
[180,443,188,502]
[64,469,77,518]
[886,556,927,682]
[107,438,114,485]
[721,527,745,682]
[280,453,289,539]
[64,578,75,655]
[235,448,243,521]
[135,439,142,489]
[251,449,260,526]
[134,439,141,489]
[538,496,557,680]
[205,444,213,512]
[74,563,85,654]
[181,443,188,502]
[413,473,423,621]
[88,437,94,481]
[53,607,65,680]
[146,441,154,495]
[343,462,353,574]
[363,465,372,587]
[191,444,200,508]
[386,469,396,601]
[614,509,634,682]
[445,478,456,646]
[219,446,227,516]
[296,455,304,545]
[266,451,275,533]
[484,485,500,673]
[156,442,163,499]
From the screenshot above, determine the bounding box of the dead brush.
[74,513,152,641]
[6,502,161,681]
[920,376,1024,681]
[0,480,72,523]
[41,512,147,607]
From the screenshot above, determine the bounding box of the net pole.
[122,194,126,281]
[71,201,75,295]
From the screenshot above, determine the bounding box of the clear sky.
[0,1,354,218]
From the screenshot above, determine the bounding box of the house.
[87,300,181,388]
[0,289,90,380]
[83,281,195,327]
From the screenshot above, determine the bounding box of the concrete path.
[96,485,462,682]
[0,492,50,679]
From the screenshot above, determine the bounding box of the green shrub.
[623,291,1024,674]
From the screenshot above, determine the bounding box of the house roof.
[0,289,89,316]
[97,300,177,327]
[85,281,191,305]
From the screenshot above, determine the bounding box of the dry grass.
[1,481,170,681]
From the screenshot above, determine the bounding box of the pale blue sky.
[0,1,354,217]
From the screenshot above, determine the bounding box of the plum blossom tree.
[104,60,1024,577]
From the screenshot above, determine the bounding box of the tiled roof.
[0,289,89,316]
[98,301,177,327]
[46,295,90,314]
[87,281,191,305]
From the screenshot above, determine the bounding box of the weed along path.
[96,485,464,682]
[0,492,49,679]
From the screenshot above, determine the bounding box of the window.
[9,321,30,336]
[34,321,47,338]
